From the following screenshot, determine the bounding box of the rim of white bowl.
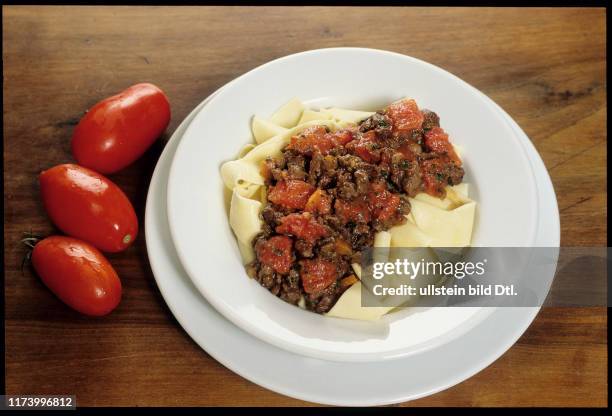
[166,47,540,363]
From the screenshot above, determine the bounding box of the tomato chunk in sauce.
[276,212,329,242]
[299,258,338,294]
[304,189,332,215]
[384,99,424,135]
[255,235,293,274]
[331,129,355,146]
[286,126,356,156]
[334,198,372,224]
[268,179,315,210]
[346,131,381,163]
[369,188,401,221]
[285,126,329,155]
[424,127,461,165]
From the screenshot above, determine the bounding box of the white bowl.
[146,83,559,405]
[166,48,539,362]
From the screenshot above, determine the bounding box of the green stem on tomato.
[20,231,44,273]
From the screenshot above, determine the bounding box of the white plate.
[145,84,559,405]
[165,49,540,362]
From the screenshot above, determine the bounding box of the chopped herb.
[386,180,400,192]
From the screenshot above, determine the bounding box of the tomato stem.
[20,231,44,274]
[21,237,39,248]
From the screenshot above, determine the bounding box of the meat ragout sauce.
[246,99,464,313]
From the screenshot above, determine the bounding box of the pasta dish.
[221,98,476,320]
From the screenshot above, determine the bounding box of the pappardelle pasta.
[221,98,476,320]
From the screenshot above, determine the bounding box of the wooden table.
[3,6,607,407]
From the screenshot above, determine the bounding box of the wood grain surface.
[3,6,607,407]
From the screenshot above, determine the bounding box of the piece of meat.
[354,169,370,195]
[261,205,285,228]
[402,161,422,197]
[280,283,302,304]
[308,151,324,185]
[257,264,277,289]
[299,258,338,294]
[420,155,465,198]
[388,152,409,191]
[421,109,440,131]
[350,223,373,250]
[294,239,315,258]
[261,156,287,184]
[337,171,359,200]
[285,152,307,180]
[337,154,363,170]
[359,112,393,140]
[313,290,337,313]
